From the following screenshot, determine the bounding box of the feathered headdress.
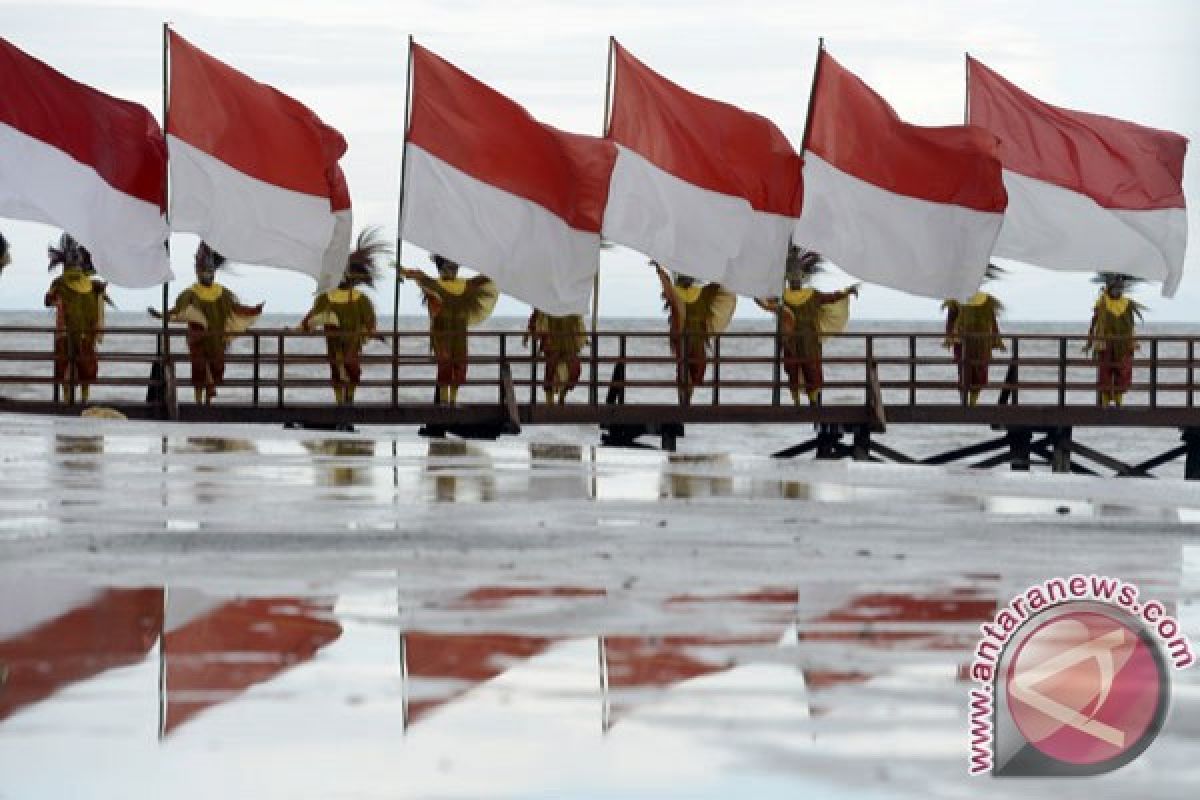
[195,241,227,272]
[0,231,10,269]
[1092,272,1143,293]
[344,226,392,288]
[47,233,93,272]
[430,253,460,274]
[785,246,823,281]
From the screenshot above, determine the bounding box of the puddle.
[0,575,1196,798]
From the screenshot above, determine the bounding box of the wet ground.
[0,414,1198,798]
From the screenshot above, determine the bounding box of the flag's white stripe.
[602,144,793,297]
[402,143,598,316]
[169,135,349,287]
[995,170,1186,297]
[0,121,170,288]
[794,153,1001,301]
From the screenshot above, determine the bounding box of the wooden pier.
[1,324,1198,479]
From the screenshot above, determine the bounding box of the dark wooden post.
[528,328,538,407]
[852,427,871,461]
[1149,338,1158,408]
[1009,428,1032,472]
[276,332,285,408]
[908,334,917,406]
[1051,427,1073,474]
[1188,339,1195,409]
[712,334,721,406]
[1058,338,1067,407]
[252,333,260,408]
[1184,428,1200,481]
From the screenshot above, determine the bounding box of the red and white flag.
[794,49,1008,300]
[0,38,170,287]
[402,43,616,315]
[968,57,1188,296]
[167,30,352,288]
[603,41,803,297]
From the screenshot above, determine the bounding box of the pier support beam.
[1185,428,1200,481]
[1009,428,1032,472]
[1049,427,1073,474]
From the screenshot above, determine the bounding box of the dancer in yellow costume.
[524,310,587,405]
[654,262,736,405]
[1085,273,1144,407]
[150,243,263,405]
[755,247,857,406]
[942,263,1005,407]
[301,227,390,405]
[402,255,498,406]
[44,233,112,404]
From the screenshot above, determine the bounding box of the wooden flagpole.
[160,23,171,356]
[775,37,825,406]
[392,35,415,408]
[590,37,616,406]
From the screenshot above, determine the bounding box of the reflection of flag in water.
[161,596,342,735]
[0,38,169,287]
[967,57,1188,295]
[794,49,1007,300]
[402,43,616,316]
[0,587,162,721]
[404,632,556,726]
[166,30,352,289]
[603,40,803,297]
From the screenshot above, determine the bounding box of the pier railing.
[0,326,1197,423]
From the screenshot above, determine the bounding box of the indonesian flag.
[968,57,1189,296]
[603,41,803,297]
[167,30,352,288]
[403,43,616,315]
[794,50,1008,300]
[0,38,169,287]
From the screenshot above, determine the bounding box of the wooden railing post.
[1149,337,1158,408]
[1189,339,1195,409]
[498,333,507,404]
[712,333,721,406]
[252,333,260,408]
[771,322,781,407]
[589,329,599,407]
[865,334,874,403]
[1058,337,1067,407]
[276,332,285,408]
[1011,337,1019,405]
[528,329,538,407]
[908,334,916,406]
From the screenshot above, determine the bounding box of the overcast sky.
[0,0,1197,319]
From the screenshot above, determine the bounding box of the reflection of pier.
[2,325,1199,476]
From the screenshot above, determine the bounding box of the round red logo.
[1003,607,1168,771]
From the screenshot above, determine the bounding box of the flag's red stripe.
[167,30,350,210]
[808,51,1006,213]
[608,42,802,217]
[0,38,165,209]
[406,44,614,234]
[968,57,1187,211]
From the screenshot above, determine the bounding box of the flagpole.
[963,52,971,125]
[776,37,825,407]
[392,35,414,409]
[591,36,615,406]
[160,23,171,359]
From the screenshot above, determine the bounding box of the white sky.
[0,0,1197,319]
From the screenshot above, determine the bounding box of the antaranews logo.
[967,575,1194,777]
